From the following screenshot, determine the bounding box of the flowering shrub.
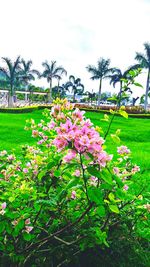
[0,99,149,266]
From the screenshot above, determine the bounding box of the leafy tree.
[135,42,150,110]
[0,56,21,107]
[66,75,84,102]
[19,59,40,101]
[86,58,111,106]
[52,83,69,99]
[41,61,67,102]
[108,67,136,106]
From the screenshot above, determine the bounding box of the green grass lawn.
[0,109,150,173]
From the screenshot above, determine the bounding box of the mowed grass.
[0,110,150,175]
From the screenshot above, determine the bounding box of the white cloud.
[0,0,149,96]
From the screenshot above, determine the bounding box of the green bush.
[0,99,149,266]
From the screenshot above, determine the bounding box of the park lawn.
[0,109,150,182]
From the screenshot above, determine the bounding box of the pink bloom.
[143,203,150,212]
[7,155,15,161]
[25,226,33,233]
[117,146,130,155]
[25,218,31,225]
[1,202,6,209]
[26,162,31,167]
[32,130,39,138]
[123,184,129,191]
[71,191,76,199]
[0,150,7,156]
[90,176,98,186]
[12,220,18,226]
[132,165,140,174]
[43,126,48,131]
[113,167,120,175]
[23,168,28,173]
[37,139,44,145]
[47,121,56,129]
[53,136,68,151]
[74,169,80,177]
[0,202,6,215]
[63,150,76,163]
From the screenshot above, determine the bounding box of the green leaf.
[38,169,47,180]
[100,169,113,185]
[108,193,115,201]
[111,134,120,144]
[96,206,106,217]
[116,129,121,136]
[119,110,128,119]
[87,167,101,179]
[109,204,119,214]
[88,188,103,204]
[54,169,61,177]
[23,232,32,241]
[65,178,80,190]
[133,82,143,88]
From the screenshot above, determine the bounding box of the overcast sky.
[0,0,150,96]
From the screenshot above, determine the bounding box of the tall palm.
[19,59,40,101]
[135,42,150,110]
[41,61,67,103]
[108,66,135,106]
[86,58,111,106]
[66,75,84,102]
[0,56,21,107]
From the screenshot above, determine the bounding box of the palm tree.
[135,42,150,110]
[66,75,84,102]
[86,58,111,106]
[108,67,134,106]
[41,61,67,103]
[0,56,21,107]
[19,59,40,101]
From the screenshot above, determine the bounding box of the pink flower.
[23,168,28,173]
[113,167,120,175]
[117,146,130,155]
[90,176,98,186]
[37,139,44,145]
[0,150,7,156]
[7,155,15,161]
[25,218,31,225]
[132,165,140,174]
[63,150,76,163]
[53,136,68,151]
[0,202,6,215]
[71,191,76,199]
[12,220,18,226]
[43,126,48,131]
[1,202,6,209]
[47,121,56,129]
[123,184,129,191]
[32,130,39,138]
[26,162,31,167]
[74,169,80,177]
[25,226,33,233]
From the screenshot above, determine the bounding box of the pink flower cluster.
[53,109,112,167]
[0,202,6,215]
[117,146,130,155]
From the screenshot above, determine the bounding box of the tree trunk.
[118,81,122,107]
[97,79,102,106]
[8,93,14,107]
[8,85,14,107]
[73,91,76,102]
[144,69,150,110]
[48,79,53,103]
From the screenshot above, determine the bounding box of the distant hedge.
[0,105,150,118]
[0,105,52,113]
